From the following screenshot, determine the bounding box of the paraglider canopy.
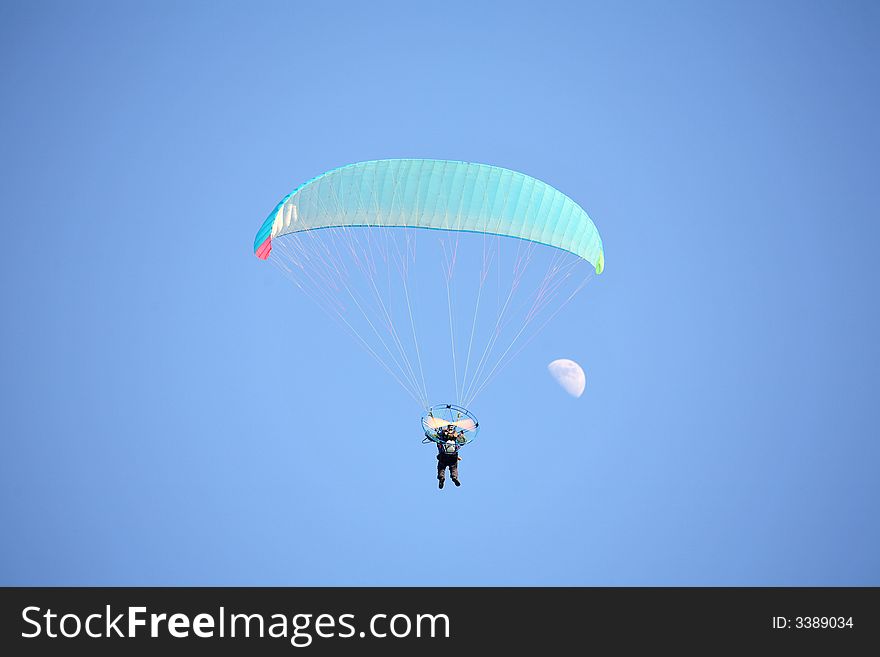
[422,404,479,445]
[254,159,605,275]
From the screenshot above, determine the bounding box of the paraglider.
[254,159,604,484]
[421,404,478,489]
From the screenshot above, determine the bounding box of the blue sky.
[1,0,878,585]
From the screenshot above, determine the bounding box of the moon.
[547,359,586,398]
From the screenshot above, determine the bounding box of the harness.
[440,440,459,456]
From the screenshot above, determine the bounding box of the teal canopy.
[254,159,604,274]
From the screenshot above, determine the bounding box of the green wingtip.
[595,251,605,275]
